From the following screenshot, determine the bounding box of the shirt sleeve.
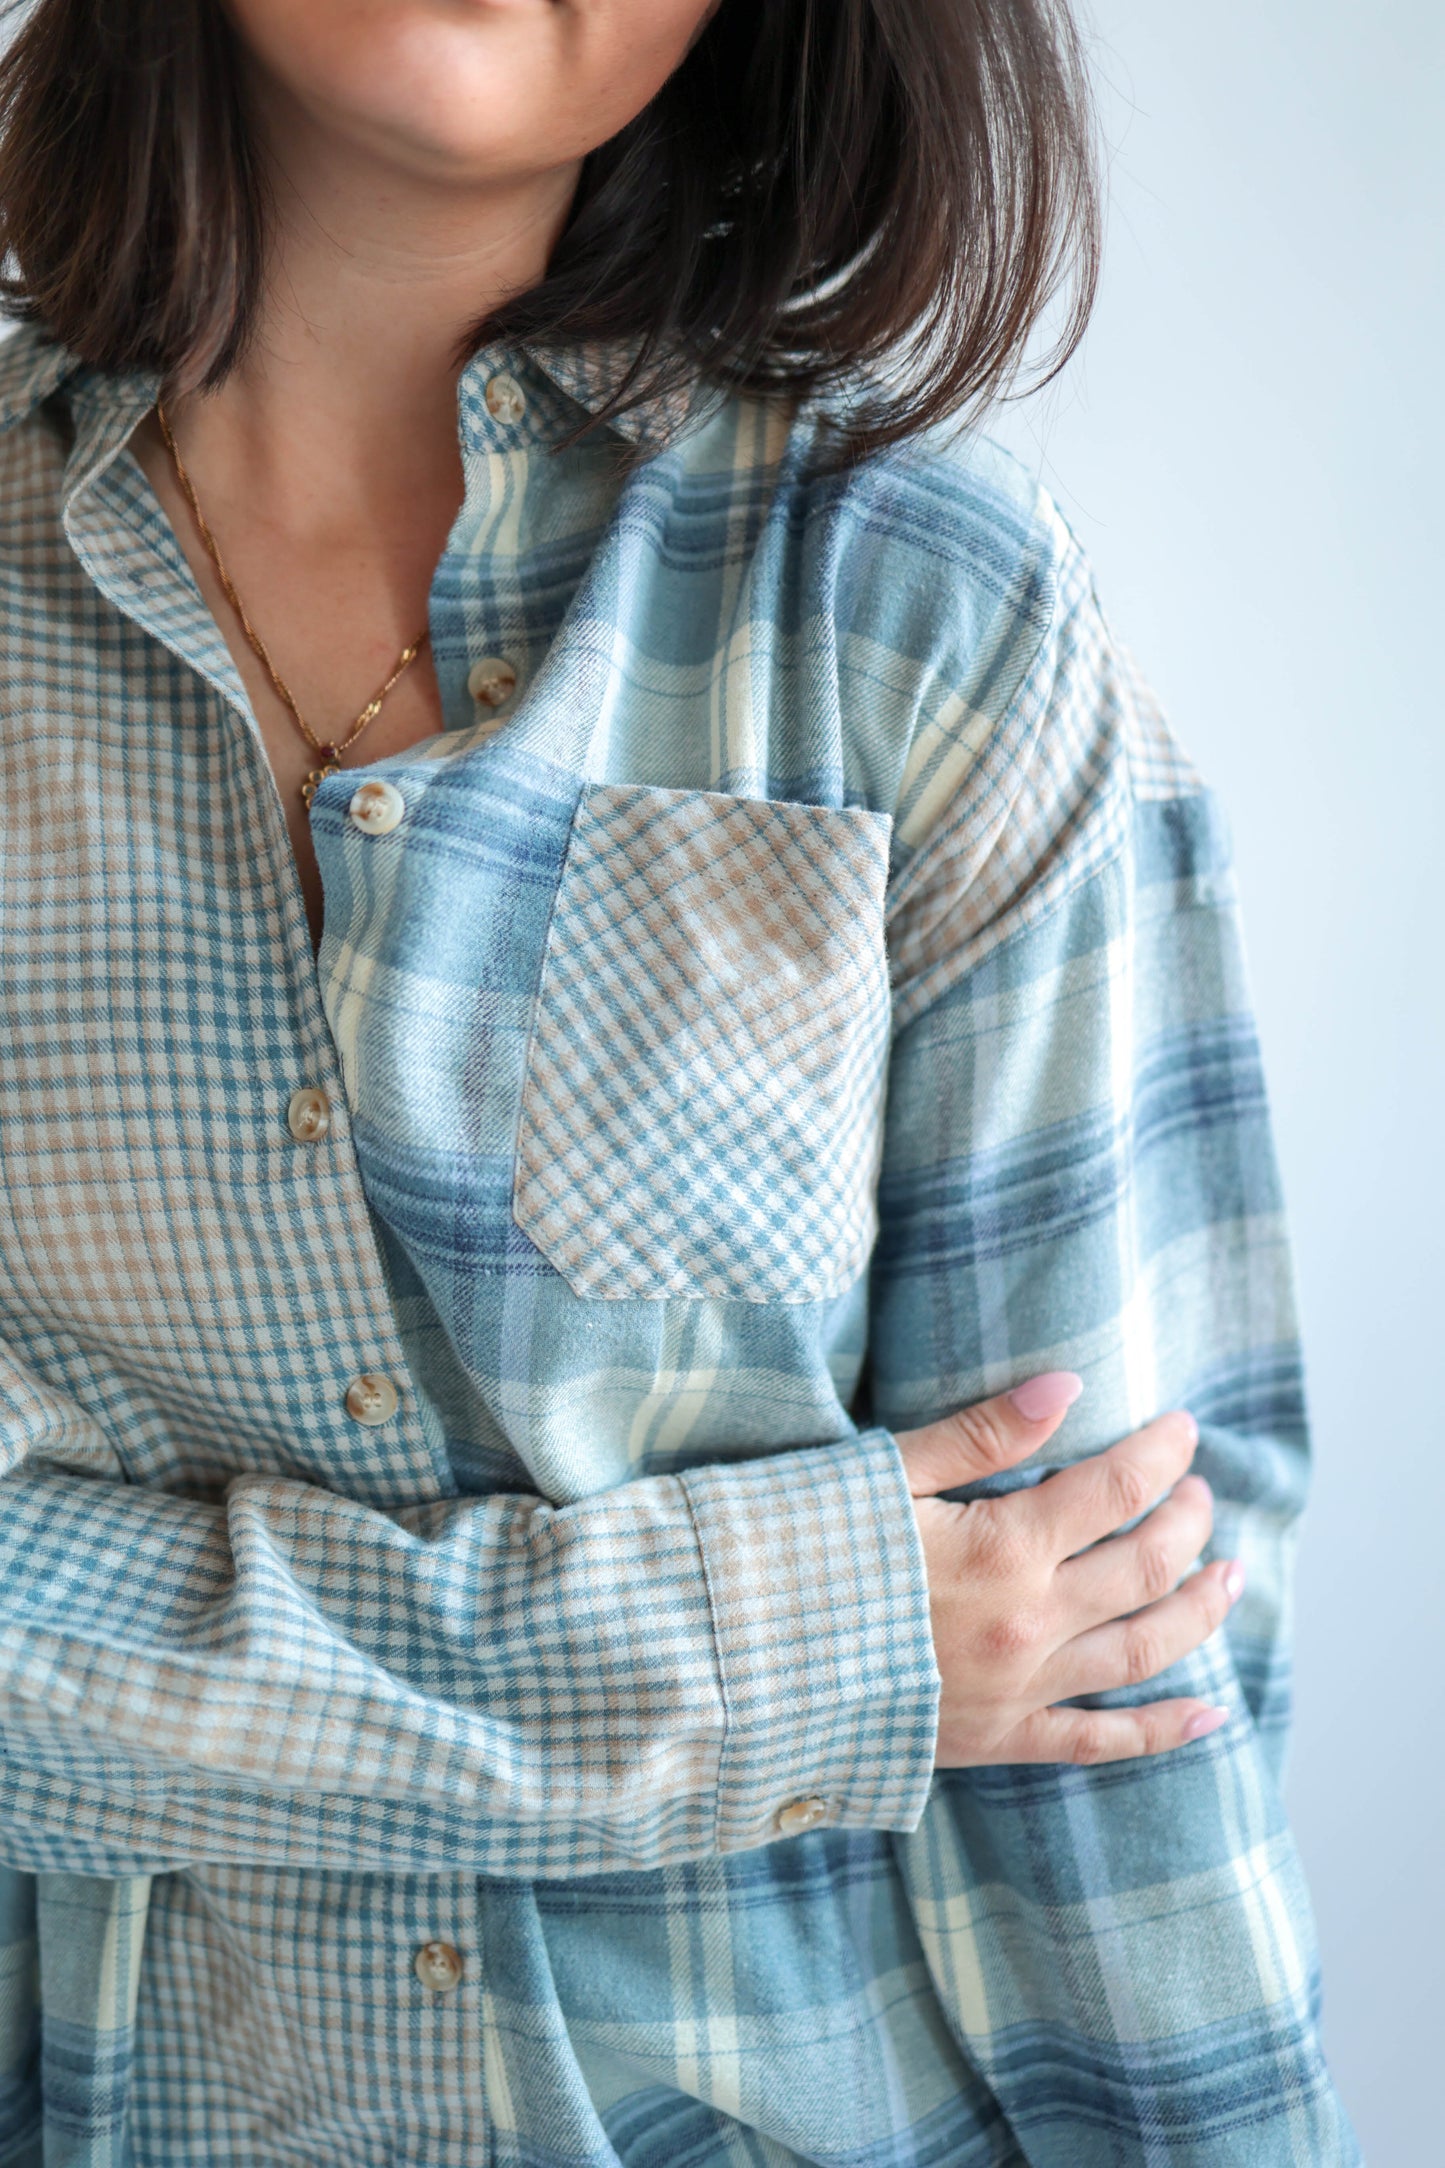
[866,498,1358,2160]
[0,1355,939,1877]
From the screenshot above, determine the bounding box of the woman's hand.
[896,1373,1242,1767]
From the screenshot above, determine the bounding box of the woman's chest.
[0,651,892,1503]
[0,408,915,1503]
[304,739,894,1492]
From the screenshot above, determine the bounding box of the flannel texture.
[0,319,1357,2165]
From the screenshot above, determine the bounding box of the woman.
[0,1,1357,2162]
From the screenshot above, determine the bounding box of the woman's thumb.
[894,1372,1083,1497]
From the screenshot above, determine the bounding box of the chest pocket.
[512,783,893,1304]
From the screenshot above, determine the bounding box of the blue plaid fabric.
[0,317,1359,2165]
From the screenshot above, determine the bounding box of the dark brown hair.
[0,0,1100,460]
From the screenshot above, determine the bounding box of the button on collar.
[484,372,527,426]
[414,1940,464,1994]
[345,1373,399,1426]
[774,1795,829,1838]
[348,779,405,835]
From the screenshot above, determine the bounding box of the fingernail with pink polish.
[1008,1371,1084,1423]
[1222,1562,1246,1603]
[1183,1706,1230,1742]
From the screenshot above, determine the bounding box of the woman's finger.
[1040,1558,1241,1705]
[1023,1410,1199,1559]
[895,1371,1083,1498]
[965,1696,1231,1769]
[1054,1471,1216,1631]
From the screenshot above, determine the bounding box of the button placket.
[149,654,451,1504]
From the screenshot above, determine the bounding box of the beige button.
[467,657,518,710]
[286,1087,331,1144]
[484,372,527,426]
[414,1940,464,1993]
[348,779,405,835]
[345,1373,399,1426]
[774,1795,829,1838]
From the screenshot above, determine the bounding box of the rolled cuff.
[679,1427,940,1853]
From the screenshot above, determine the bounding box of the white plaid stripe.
[0,317,1357,2164]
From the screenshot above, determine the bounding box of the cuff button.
[774,1795,829,1838]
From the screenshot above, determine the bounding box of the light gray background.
[989,6,1444,2160]
[1,0,1436,2157]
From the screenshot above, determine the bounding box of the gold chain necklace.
[155,396,429,809]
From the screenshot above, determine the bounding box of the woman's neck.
[161,59,581,550]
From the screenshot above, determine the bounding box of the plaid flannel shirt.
[0,318,1359,2165]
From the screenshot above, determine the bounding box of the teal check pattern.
[0,317,1359,2164]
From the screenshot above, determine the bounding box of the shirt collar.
[522,336,707,447]
[0,315,710,454]
[0,319,84,434]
